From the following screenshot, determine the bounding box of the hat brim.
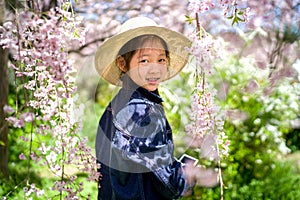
[94,26,191,86]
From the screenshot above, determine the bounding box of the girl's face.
[127,40,168,91]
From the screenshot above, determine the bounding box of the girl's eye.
[139,59,149,63]
[159,58,167,63]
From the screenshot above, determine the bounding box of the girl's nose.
[148,63,161,73]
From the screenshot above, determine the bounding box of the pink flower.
[6,116,25,128]
[19,153,26,160]
[3,105,15,114]
[188,0,216,14]
[1,8,100,198]
[20,112,35,123]
[244,80,259,94]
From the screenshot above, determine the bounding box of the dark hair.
[117,34,170,75]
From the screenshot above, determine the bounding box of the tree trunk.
[0,0,9,179]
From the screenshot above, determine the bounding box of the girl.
[95,17,194,200]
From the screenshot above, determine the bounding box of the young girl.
[95,17,194,200]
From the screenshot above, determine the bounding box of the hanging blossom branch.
[185,14,228,199]
[184,0,249,199]
[0,5,99,199]
[187,0,250,25]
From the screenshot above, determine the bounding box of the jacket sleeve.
[112,99,174,169]
[152,160,188,199]
[112,99,188,199]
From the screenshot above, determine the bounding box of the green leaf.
[185,15,195,25]
[0,140,6,146]
[231,17,238,26]
[73,29,80,38]
[63,16,68,21]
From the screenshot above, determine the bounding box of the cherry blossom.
[19,153,26,160]
[0,5,99,199]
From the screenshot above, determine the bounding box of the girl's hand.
[183,162,219,196]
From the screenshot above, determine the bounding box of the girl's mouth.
[146,77,160,83]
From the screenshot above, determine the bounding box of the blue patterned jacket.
[96,75,187,200]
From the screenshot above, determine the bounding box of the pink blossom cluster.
[188,0,237,14]
[187,0,216,14]
[218,0,235,6]
[6,112,34,128]
[185,83,230,159]
[52,179,86,200]
[0,7,99,198]
[185,8,230,159]
[185,82,229,158]
[23,183,45,198]
[186,31,217,74]
[187,0,250,23]
[185,83,214,138]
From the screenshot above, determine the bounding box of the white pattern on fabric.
[111,97,173,171]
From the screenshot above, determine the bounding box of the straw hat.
[94,16,191,86]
